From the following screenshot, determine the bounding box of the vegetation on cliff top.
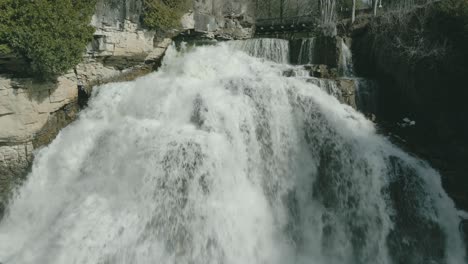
[142,0,189,30]
[0,0,96,79]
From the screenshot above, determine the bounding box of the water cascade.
[0,43,465,264]
[230,38,289,64]
[297,38,316,65]
[339,39,354,77]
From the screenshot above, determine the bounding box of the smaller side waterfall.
[297,38,316,65]
[339,39,354,76]
[230,38,290,64]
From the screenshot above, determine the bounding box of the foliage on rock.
[0,0,96,79]
[142,0,190,30]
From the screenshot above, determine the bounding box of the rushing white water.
[0,43,466,264]
[230,38,289,64]
[297,38,316,65]
[339,39,354,77]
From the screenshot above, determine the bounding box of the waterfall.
[297,38,316,65]
[319,0,338,36]
[339,39,354,77]
[230,38,289,64]
[0,43,465,264]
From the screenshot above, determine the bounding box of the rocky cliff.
[192,0,254,39]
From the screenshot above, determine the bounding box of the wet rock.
[304,64,338,79]
[336,79,357,109]
[305,77,358,109]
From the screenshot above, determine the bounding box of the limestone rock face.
[145,38,173,63]
[92,0,143,28]
[75,61,121,86]
[304,77,358,109]
[336,78,357,109]
[0,73,77,143]
[181,12,196,30]
[90,20,155,58]
[193,0,253,17]
[191,0,255,39]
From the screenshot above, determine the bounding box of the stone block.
[49,75,78,104]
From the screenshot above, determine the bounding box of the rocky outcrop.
[0,74,77,143]
[308,77,358,108]
[92,0,143,29]
[90,15,154,60]
[180,0,255,40]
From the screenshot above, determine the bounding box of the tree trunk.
[268,0,272,18]
[296,0,299,16]
[372,0,378,16]
[280,0,284,21]
[351,0,356,23]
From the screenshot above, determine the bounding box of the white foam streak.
[229,38,290,64]
[297,38,316,65]
[339,39,354,77]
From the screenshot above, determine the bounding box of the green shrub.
[142,0,189,30]
[0,44,12,54]
[0,0,96,79]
